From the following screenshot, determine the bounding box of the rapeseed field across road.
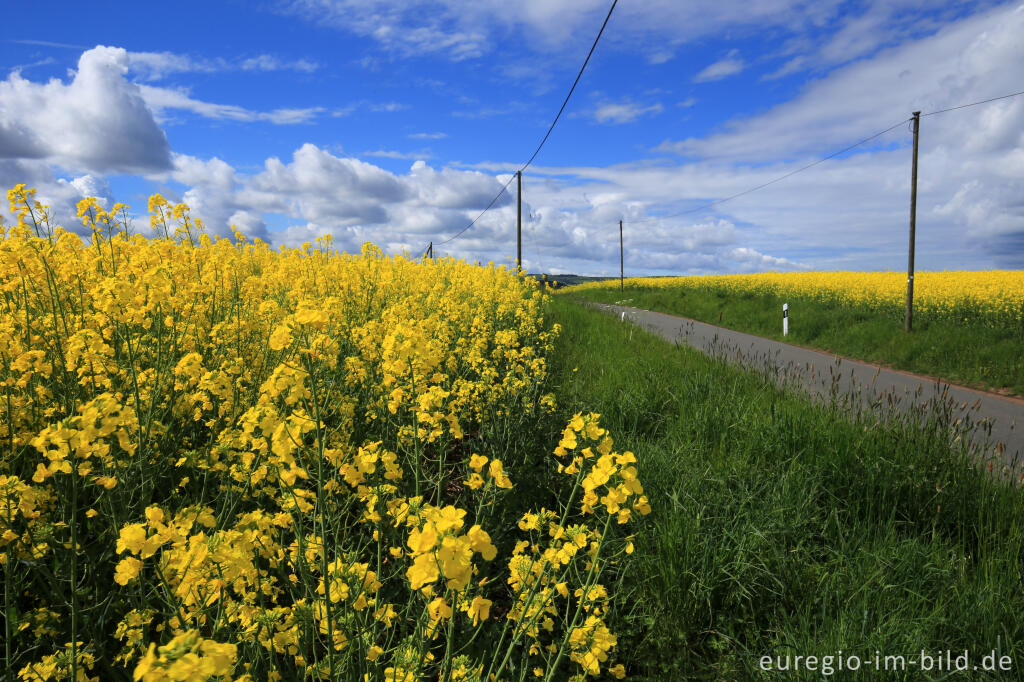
[565,271,1024,395]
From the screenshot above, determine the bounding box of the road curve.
[589,302,1023,472]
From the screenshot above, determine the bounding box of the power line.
[519,0,618,173]
[435,174,517,246]
[922,88,1024,117]
[620,87,1024,227]
[421,29,1015,254]
[626,117,911,224]
[430,0,617,249]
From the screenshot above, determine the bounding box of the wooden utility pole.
[516,170,522,273]
[427,241,433,259]
[619,220,624,291]
[905,111,920,332]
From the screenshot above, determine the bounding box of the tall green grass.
[545,298,1024,680]
[566,286,1024,396]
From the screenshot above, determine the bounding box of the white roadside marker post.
[783,303,789,336]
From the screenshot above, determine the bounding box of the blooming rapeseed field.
[569,271,1024,328]
[1,186,648,681]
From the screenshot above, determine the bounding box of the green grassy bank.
[545,298,1024,680]
[564,285,1024,396]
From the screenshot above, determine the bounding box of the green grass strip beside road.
[546,297,1024,680]
[564,285,1024,397]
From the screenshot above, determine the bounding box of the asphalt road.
[590,302,1023,472]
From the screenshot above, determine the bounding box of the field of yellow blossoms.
[0,186,648,681]
[570,272,1024,327]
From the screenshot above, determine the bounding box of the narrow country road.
[590,302,1023,472]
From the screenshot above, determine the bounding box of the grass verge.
[565,285,1024,396]
[545,297,1024,680]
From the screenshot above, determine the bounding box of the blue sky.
[1,0,1022,274]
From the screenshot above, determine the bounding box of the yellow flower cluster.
[15,642,98,682]
[133,631,238,682]
[1,474,52,562]
[1,186,646,680]
[569,271,1024,325]
[501,413,647,680]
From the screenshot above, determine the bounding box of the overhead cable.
[626,118,911,224]
[431,0,618,249]
[921,88,1024,117]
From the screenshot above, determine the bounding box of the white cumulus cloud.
[0,46,172,173]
